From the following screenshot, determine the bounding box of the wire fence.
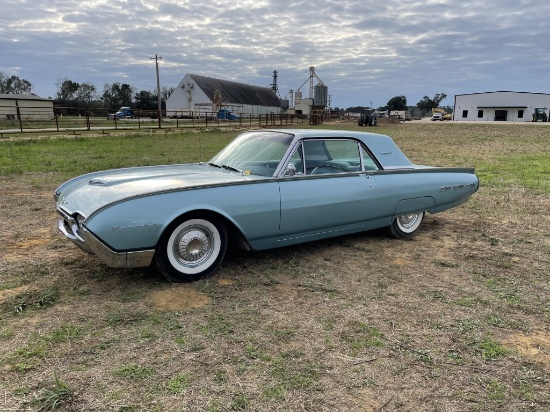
[0,104,340,136]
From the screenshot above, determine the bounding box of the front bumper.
[57,207,155,268]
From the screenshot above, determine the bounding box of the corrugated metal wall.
[454,92,550,122]
[0,96,54,120]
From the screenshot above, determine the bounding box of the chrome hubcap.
[174,227,212,266]
[398,213,419,229]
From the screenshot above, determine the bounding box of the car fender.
[84,183,281,252]
[394,196,436,217]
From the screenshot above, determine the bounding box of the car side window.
[303,139,361,175]
[361,147,379,171]
[289,143,304,174]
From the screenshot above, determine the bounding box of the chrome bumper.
[57,209,154,268]
[57,209,93,253]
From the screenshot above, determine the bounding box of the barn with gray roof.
[166,74,282,117]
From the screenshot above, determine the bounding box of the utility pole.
[150,54,163,123]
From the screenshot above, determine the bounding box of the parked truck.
[217,109,239,121]
[115,107,135,119]
[113,107,157,119]
[432,107,452,121]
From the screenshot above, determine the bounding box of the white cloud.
[1,0,550,107]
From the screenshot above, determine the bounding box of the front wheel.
[155,215,228,282]
[389,212,425,239]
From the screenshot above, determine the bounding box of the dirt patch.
[275,284,300,301]
[11,227,53,249]
[0,182,61,265]
[149,285,212,312]
[0,285,32,305]
[504,331,550,369]
[217,278,234,286]
[350,388,382,412]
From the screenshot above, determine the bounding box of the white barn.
[453,91,550,122]
[166,74,282,117]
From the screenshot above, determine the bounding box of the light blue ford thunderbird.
[55,129,479,281]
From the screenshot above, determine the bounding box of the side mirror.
[284,164,296,176]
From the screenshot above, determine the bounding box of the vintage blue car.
[55,129,479,281]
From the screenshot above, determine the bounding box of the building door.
[495,110,508,121]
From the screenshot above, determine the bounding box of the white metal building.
[0,94,54,120]
[453,91,550,122]
[166,74,282,117]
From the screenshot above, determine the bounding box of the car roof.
[258,129,413,168]
[261,128,389,142]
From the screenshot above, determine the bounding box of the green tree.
[133,90,158,110]
[0,72,33,94]
[416,96,432,111]
[387,95,407,111]
[56,78,80,101]
[433,93,447,107]
[55,78,99,115]
[416,93,447,111]
[75,83,98,106]
[102,83,134,110]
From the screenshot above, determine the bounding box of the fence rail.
[0,105,340,135]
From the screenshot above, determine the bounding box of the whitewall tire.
[156,215,228,282]
[389,212,425,239]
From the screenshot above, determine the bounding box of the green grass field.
[0,122,549,411]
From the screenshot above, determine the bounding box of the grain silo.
[314,84,328,108]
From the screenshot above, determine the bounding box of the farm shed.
[0,94,54,120]
[453,91,550,122]
[166,74,282,117]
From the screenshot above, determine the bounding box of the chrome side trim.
[127,250,156,268]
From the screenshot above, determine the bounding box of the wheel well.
[165,209,252,252]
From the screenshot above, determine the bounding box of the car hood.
[55,163,258,218]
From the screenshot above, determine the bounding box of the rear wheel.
[155,214,228,282]
[389,212,425,239]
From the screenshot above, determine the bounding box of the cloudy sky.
[2,0,550,108]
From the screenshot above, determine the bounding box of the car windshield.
[208,131,294,176]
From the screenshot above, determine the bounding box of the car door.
[277,138,379,245]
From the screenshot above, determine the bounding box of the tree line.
[0,72,173,112]
[343,93,451,115]
[2,71,451,115]
[56,78,174,112]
